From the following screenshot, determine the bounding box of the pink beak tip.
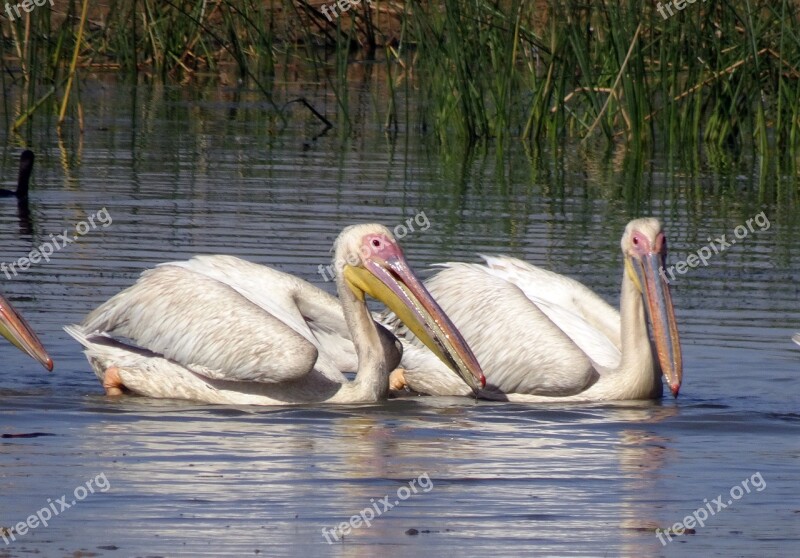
[670,384,680,398]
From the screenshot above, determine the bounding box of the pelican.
[65,224,485,405]
[793,334,800,346]
[0,150,34,199]
[387,218,682,402]
[1,291,53,371]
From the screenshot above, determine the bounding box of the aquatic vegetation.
[1,0,799,181]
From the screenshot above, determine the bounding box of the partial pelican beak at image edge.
[0,293,53,371]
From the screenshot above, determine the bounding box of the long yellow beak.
[0,292,53,371]
[343,246,485,392]
[630,253,682,397]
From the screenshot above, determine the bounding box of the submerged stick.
[283,97,334,130]
[12,86,57,131]
[58,0,90,128]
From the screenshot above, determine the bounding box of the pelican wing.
[81,264,319,384]
[478,255,621,369]
[168,255,360,378]
[386,262,599,396]
[64,325,347,404]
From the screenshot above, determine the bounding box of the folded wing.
[81,262,321,384]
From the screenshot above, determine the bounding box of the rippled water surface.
[1,81,799,557]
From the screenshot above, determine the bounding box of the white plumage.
[66,224,484,405]
[387,218,683,402]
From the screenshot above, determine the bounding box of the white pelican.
[387,218,682,402]
[793,334,800,346]
[1,291,53,371]
[0,150,34,199]
[65,224,485,405]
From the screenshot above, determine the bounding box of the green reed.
[1,0,799,178]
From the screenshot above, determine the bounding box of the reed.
[1,0,798,174]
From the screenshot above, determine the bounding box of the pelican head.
[621,218,682,397]
[335,224,485,391]
[0,292,53,371]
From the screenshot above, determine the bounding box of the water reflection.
[12,198,32,236]
[4,399,675,555]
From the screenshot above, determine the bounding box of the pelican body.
[1,291,53,371]
[66,224,484,405]
[387,218,682,402]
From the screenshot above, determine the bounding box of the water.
[1,80,799,557]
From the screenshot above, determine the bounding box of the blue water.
[0,80,798,557]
